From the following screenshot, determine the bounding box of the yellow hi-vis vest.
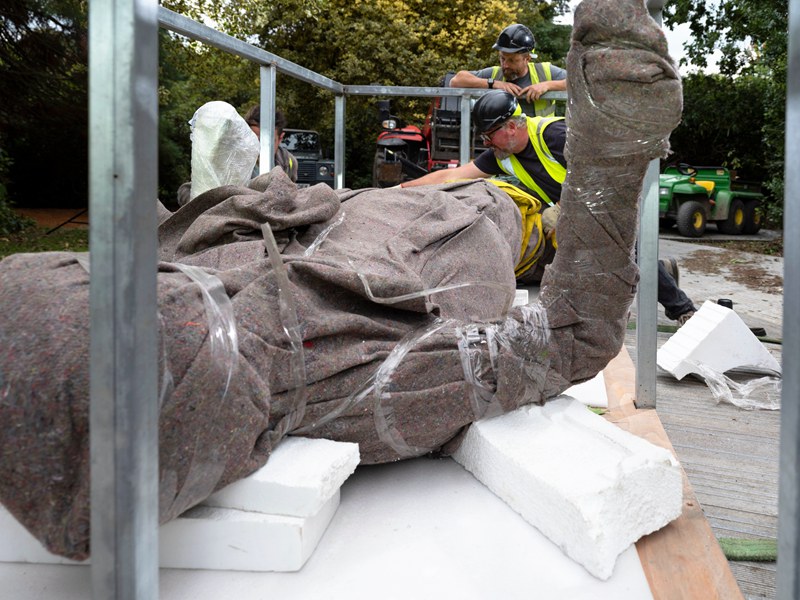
[495,116,566,207]
[491,63,557,117]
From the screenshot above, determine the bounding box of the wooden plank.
[602,347,745,600]
[625,332,779,598]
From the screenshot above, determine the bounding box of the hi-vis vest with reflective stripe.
[491,63,557,117]
[495,116,566,207]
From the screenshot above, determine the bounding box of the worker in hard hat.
[400,90,698,323]
[450,23,567,117]
[401,90,565,208]
[401,90,565,282]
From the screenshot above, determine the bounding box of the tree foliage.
[253,0,526,187]
[668,73,767,173]
[0,0,88,208]
[663,0,787,74]
[161,0,568,188]
[2,0,570,207]
[663,0,787,224]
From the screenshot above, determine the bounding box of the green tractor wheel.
[676,200,707,238]
[717,198,746,235]
[742,200,763,235]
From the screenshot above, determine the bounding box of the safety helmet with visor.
[472,91,523,144]
[492,24,536,55]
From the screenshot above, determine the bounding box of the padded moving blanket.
[0,0,682,560]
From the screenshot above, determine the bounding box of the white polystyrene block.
[562,371,608,408]
[1,491,339,572]
[657,300,781,381]
[160,490,340,572]
[513,289,529,307]
[203,436,359,517]
[0,505,87,565]
[452,397,682,580]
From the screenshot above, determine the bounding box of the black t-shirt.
[474,119,567,203]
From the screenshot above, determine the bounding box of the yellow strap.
[486,179,545,277]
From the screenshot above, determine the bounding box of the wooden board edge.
[602,347,744,600]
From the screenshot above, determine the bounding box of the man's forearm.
[400,161,488,188]
[400,168,454,188]
[450,70,490,89]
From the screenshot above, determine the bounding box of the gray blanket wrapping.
[0,0,681,560]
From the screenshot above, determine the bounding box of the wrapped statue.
[0,0,682,560]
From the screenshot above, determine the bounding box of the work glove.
[541,203,561,237]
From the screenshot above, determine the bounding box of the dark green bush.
[0,196,36,236]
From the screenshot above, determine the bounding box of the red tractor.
[372,99,430,187]
[373,73,488,187]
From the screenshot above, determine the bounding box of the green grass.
[718,537,777,562]
[0,226,89,259]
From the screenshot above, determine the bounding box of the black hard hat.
[492,24,536,54]
[472,91,522,134]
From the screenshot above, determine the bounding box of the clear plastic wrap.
[303,211,346,257]
[189,101,260,200]
[171,263,239,398]
[371,318,461,457]
[693,363,782,410]
[261,222,308,444]
[292,266,516,457]
[457,323,502,419]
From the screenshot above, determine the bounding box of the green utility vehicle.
[658,164,764,238]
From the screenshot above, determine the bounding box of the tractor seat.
[695,180,715,194]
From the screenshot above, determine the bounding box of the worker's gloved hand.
[541,203,561,236]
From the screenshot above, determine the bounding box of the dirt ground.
[16,208,89,231]
[681,247,784,291]
[679,236,784,292]
[691,237,783,257]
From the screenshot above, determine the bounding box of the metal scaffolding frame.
[86,1,797,597]
[777,0,800,597]
[634,0,667,410]
[157,7,563,183]
[88,0,159,597]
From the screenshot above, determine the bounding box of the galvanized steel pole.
[259,65,277,173]
[88,0,159,597]
[635,160,661,409]
[335,95,346,189]
[635,0,667,409]
[778,0,800,596]
[460,95,472,165]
